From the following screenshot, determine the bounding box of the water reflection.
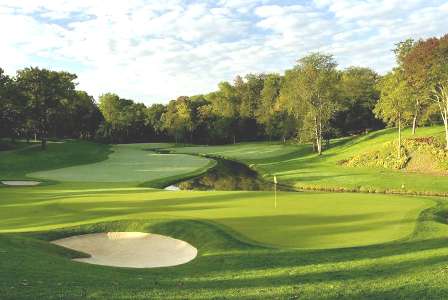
[171,158,292,192]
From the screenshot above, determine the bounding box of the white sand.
[1,180,40,186]
[164,185,180,191]
[51,232,197,268]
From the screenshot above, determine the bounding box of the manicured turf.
[174,126,448,195]
[0,140,111,179]
[28,143,214,185]
[0,184,433,249]
[174,142,301,161]
[1,134,448,299]
[0,193,447,299]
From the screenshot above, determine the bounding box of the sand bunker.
[51,232,197,268]
[1,180,40,186]
[164,185,180,191]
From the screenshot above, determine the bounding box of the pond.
[165,156,293,192]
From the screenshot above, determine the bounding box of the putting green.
[0,185,433,249]
[28,143,214,184]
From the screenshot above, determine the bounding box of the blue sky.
[0,0,447,104]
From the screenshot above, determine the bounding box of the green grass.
[0,141,214,187]
[174,126,448,195]
[174,142,301,161]
[0,190,447,299]
[0,140,111,180]
[0,184,432,249]
[1,133,448,299]
[28,143,214,186]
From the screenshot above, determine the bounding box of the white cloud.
[0,0,446,104]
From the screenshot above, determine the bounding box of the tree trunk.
[412,115,417,135]
[41,136,47,150]
[398,117,401,158]
[233,135,236,144]
[412,99,420,135]
[442,108,448,150]
[317,118,323,155]
[316,137,322,155]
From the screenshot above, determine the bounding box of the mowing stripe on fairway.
[27,143,214,184]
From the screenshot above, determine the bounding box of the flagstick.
[274,175,277,208]
[274,182,277,208]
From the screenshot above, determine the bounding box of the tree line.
[1,34,447,152]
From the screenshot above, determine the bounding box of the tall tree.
[257,73,282,140]
[374,70,414,157]
[209,82,240,143]
[332,67,382,135]
[16,67,77,149]
[146,103,167,140]
[433,82,448,149]
[294,53,340,155]
[72,91,103,139]
[402,35,448,134]
[0,68,23,141]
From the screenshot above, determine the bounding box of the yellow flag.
[274,175,277,184]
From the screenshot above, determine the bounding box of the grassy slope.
[174,126,448,195]
[0,140,111,179]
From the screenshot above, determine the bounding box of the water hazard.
[165,156,293,192]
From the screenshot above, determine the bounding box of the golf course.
[1,13,448,298]
[1,126,448,299]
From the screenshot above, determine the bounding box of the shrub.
[341,136,448,171]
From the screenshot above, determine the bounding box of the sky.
[0,0,447,105]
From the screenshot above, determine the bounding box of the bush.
[341,136,448,171]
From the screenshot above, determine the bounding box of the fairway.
[28,143,214,184]
[175,142,301,161]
